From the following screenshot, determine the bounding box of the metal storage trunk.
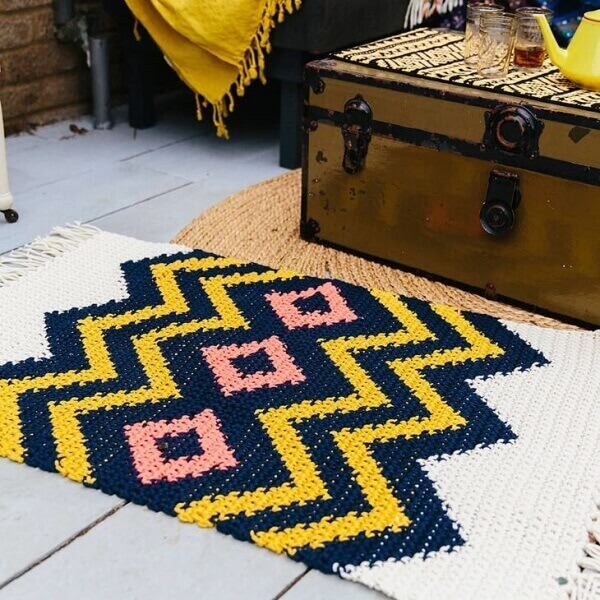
[301,29,600,325]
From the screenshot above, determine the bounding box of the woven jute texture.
[173,170,576,330]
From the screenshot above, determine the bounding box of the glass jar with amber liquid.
[514,7,554,68]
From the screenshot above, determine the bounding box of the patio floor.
[0,93,382,599]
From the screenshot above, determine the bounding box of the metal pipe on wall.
[53,0,75,26]
[53,0,113,130]
[90,35,112,130]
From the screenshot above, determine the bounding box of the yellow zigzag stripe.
[177,292,430,529]
[0,258,300,485]
[51,269,299,483]
[176,294,428,525]
[254,304,503,553]
[0,256,239,462]
[177,300,504,555]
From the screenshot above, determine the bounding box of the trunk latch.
[342,95,372,174]
[480,170,521,237]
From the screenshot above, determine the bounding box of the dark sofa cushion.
[271,0,412,53]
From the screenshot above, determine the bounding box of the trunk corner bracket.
[306,71,325,94]
[300,218,320,240]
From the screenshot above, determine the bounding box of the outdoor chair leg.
[279,80,303,169]
[115,8,156,130]
[126,34,156,130]
[0,101,17,224]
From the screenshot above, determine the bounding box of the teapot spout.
[535,14,567,69]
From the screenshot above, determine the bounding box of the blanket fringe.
[0,223,100,287]
[572,493,600,599]
[205,0,302,139]
[133,18,142,42]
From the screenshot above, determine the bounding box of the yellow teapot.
[536,9,600,91]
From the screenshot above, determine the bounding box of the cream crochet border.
[0,223,100,286]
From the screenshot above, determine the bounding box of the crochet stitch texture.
[0,228,598,600]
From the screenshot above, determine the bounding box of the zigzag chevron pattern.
[0,250,545,573]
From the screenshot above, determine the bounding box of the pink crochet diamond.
[125,410,237,485]
[201,335,305,397]
[265,281,358,330]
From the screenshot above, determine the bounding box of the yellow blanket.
[126,0,301,137]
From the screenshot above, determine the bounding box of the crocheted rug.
[0,224,598,600]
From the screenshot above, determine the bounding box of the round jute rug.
[173,170,576,330]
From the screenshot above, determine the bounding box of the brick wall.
[0,0,121,134]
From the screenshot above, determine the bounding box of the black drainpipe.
[53,0,113,130]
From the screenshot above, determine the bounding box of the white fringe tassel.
[572,493,600,600]
[0,223,100,287]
